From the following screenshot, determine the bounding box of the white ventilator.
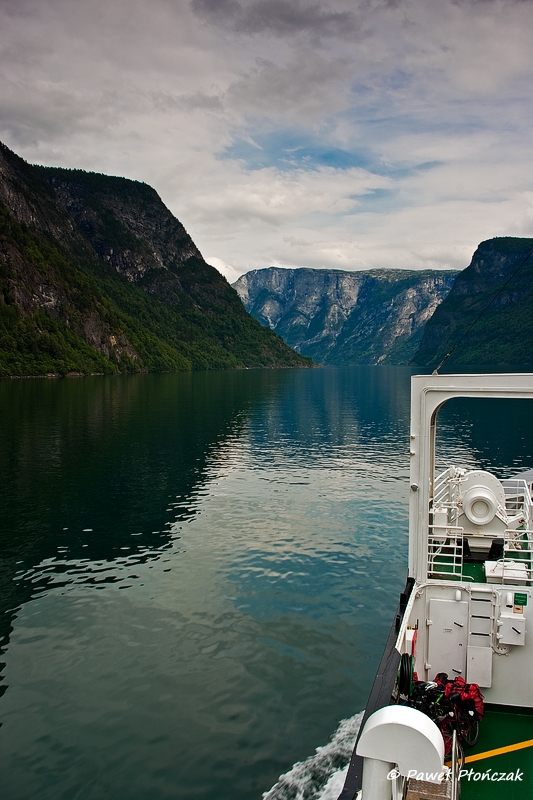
[356,706,446,800]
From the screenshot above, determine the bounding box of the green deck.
[460,706,533,798]
[430,535,532,584]
[430,559,530,584]
[462,563,486,583]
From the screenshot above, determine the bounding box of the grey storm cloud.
[1,0,533,280]
[190,0,361,38]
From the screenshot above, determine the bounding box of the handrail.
[450,729,461,800]
[427,468,533,585]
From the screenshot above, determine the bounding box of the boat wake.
[263,712,363,800]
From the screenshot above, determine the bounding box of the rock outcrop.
[233,267,458,365]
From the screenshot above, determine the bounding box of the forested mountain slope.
[0,141,309,376]
[412,237,533,367]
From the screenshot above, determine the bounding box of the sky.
[1,0,533,283]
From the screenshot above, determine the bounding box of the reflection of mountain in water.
[252,366,413,461]
[435,396,533,477]
[0,371,290,656]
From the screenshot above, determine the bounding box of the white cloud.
[205,256,243,284]
[0,0,532,279]
[184,164,391,227]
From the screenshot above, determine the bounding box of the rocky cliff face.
[0,141,310,376]
[233,267,458,365]
[43,171,201,285]
[413,237,533,367]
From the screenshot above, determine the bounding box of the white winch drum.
[463,485,498,526]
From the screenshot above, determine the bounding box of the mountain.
[0,141,310,377]
[233,267,458,365]
[413,237,533,368]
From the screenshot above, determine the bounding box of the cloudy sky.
[1,0,532,282]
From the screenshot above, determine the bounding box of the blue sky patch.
[220,127,445,185]
[221,128,373,171]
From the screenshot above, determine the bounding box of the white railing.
[428,526,464,579]
[502,478,533,528]
[428,467,533,584]
[432,467,462,527]
[432,470,533,527]
[428,529,533,584]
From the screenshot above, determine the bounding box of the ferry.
[338,373,533,800]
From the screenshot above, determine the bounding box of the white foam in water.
[316,767,350,800]
[263,712,363,800]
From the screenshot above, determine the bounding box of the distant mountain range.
[0,141,310,377]
[234,236,533,367]
[3,140,532,375]
[233,267,458,365]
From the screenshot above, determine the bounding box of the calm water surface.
[1,367,532,800]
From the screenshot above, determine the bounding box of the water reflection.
[0,367,417,800]
[7,368,530,800]
[436,396,533,476]
[0,371,290,648]
[253,366,412,458]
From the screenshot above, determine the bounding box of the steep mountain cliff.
[412,237,533,367]
[233,267,458,365]
[0,141,310,376]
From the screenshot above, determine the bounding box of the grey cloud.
[226,52,351,119]
[450,0,529,3]
[0,87,97,149]
[153,91,224,112]
[0,0,40,18]
[190,0,242,21]
[284,235,312,246]
[190,0,360,39]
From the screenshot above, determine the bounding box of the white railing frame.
[427,467,533,585]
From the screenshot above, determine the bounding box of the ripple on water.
[2,368,529,800]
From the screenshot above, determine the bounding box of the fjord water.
[1,367,532,800]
